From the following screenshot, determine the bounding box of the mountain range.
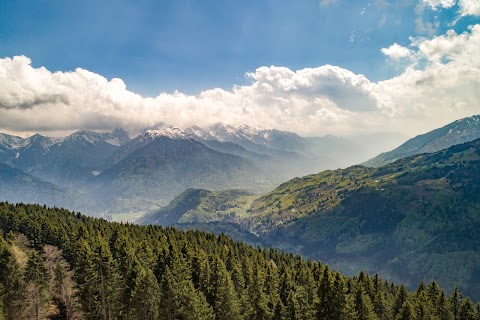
[0,122,403,216]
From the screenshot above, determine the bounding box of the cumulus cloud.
[417,25,480,64]
[458,0,480,16]
[421,0,480,17]
[0,24,479,137]
[381,43,415,60]
[376,23,480,133]
[0,56,385,136]
[421,0,456,10]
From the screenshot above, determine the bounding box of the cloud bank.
[0,23,479,137]
[422,0,480,16]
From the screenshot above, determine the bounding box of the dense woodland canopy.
[0,202,479,319]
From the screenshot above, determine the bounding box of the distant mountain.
[95,136,272,213]
[0,162,102,213]
[187,123,308,154]
[364,114,480,167]
[188,123,348,176]
[188,123,306,152]
[27,130,125,186]
[148,139,480,299]
[0,129,131,185]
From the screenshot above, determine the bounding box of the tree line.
[0,202,479,319]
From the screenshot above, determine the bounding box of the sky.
[0,0,479,138]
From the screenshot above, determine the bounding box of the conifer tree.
[396,300,416,320]
[316,265,334,319]
[414,283,433,320]
[93,235,123,320]
[159,266,177,320]
[177,279,215,320]
[245,262,272,320]
[353,283,379,320]
[449,287,462,320]
[436,291,454,320]
[427,280,440,306]
[458,297,475,320]
[128,267,160,320]
[279,266,294,307]
[210,258,241,320]
[393,285,409,319]
[332,272,349,320]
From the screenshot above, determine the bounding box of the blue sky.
[0,0,470,95]
[0,0,479,137]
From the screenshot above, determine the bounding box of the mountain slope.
[139,188,256,226]
[96,136,272,213]
[31,130,121,186]
[364,114,480,167]
[0,163,103,213]
[148,139,480,299]
[250,139,480,298]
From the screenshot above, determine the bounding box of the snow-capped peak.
[66,130,104,145]
[142,125,193,141]
[64,129,131,146]
[0,133,30,150]
[185,125,214,140]
[204,123,265,143]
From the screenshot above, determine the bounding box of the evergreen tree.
[93,235,123,320]
[245,262,273,320]
[210,258,241,320]
[332,272,349,320]
[353,283,378,320]
[427,280,440,306]
[458,297,475,320]
[393,285,409,319]
[316,265,335,319]
[159,266,177,320]
[436,291,454,320]
[177,278,214,320]
[128,267,160,320]
[414,283,434,320]
[396,301,416,320]
[449,287,462,320]
[279,266,294,308]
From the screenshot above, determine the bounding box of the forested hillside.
[142,138,480,300]
[1,203,478,319]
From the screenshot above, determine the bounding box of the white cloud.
[421,0,456,10]
[420,0,480,18]
[381,43,415,60]
[458,0,480,16]
[0,25,479,138]
[417,25,480,65]
[375,23,480,132]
